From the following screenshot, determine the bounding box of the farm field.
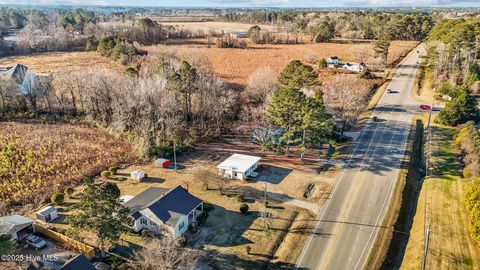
[400,120,480,270]
[147,40,418,86]
[0,51,124,75]
[0,121,138,215]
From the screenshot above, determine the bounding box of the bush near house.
[51,192,65,205]
[240,203,249,214]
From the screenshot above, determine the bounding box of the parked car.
[420,104,431,111]
[108,245,135,259]
[25,234,47,249]
[93,262,113,270]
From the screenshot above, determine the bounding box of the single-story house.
[36,206,59,223]
[217,154,261,180]
[327,56,340,65]
[123,186,203,237]
[59,254,96,270]
[342,62,367,73]
[1,64,51,96]
[0,215,34,241]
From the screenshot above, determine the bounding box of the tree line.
[220,11,434,42]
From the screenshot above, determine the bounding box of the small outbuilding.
[36,206,59,223]
[0,215,34,241]
[217,154,261,180]
[155,158,171,168]
[130,170,145,182]
[327,56,340,65]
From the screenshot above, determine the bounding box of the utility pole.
[263,182,268,229]
[173,140,177,172]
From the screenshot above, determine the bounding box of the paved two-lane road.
[296,45,425,270]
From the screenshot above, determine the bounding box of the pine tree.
[67,181,132,257]
[278,60,318,89]
[268,87,305,156]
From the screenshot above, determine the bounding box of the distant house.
[123,186,203,237]
[217,154,261,180]
[327,56,340,66]
[0,215,34,241]
[59,254,96,270]
[36,206,59,223]
[342,62,367,73]
[0,64,50,96]
[229,31,248,39]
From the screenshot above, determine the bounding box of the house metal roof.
[124,186,202,227]
[217,153,262,173]
[36,206,56,216]
[0,215,33,235]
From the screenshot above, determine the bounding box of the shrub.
[101,171,111,179]
[51,192,65,205]
[463,167,472,179]
[64,187,74,197]
[109,166,118,174]
[317,58,327,69]
[240,203,249,214]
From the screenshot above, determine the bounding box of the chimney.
[181,183,189,192]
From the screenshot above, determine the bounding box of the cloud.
[346,0,480,7]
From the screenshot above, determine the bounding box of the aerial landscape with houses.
[1,2,480,270]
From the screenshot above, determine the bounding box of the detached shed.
[36,206,58,223]
[217,154,261,180]
[155,158,170,168]
[131,170,145,182]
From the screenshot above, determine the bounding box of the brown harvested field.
[146,40,418,86]
[0,51,125,75]
[0,121,138,215]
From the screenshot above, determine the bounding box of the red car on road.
[420,104,431,111]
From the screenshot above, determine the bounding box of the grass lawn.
[400,118,480,270]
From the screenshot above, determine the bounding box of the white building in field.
[217,154,261,180]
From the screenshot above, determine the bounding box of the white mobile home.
[217,154,261,180]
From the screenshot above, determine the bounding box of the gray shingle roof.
[125,186,202,227]
[59,254,96,270]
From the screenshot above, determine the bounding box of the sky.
[1,0,480,7]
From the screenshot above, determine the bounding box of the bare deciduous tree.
[323,75,370,136]
[133,237,200,270]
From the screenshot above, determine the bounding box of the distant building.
[229,31,248,39]
[0,64,51,96]
[123,186,203,237]
[327,56,340,66]
[217,154,261,180]
[342,62,367,73]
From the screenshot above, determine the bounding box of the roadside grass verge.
[400,118,480,270]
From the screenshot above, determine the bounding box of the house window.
[150,220,155,226]
[140,218,147,225]
[234,172,237,177]
[179,221,184,230]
